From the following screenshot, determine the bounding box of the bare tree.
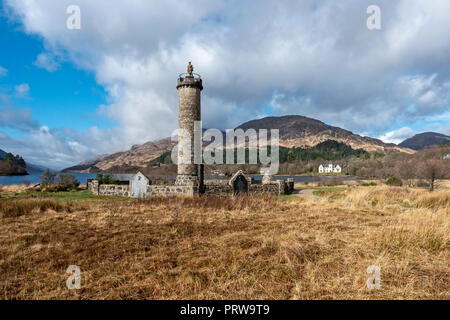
[396,158,416,187]
[418,148,450,191]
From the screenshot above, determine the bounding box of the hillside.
[64,137,176,172]
[64,115,413,172]
[238,116,410,152]
[0,150,28,176]
[399,132,450,150]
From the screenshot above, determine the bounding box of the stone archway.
[229,170,248,195]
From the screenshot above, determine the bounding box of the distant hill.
[399,132,450,150]
[0,150,28,176]
[0,148,47,174]
[63,115,413,173]
[237,115,411,153]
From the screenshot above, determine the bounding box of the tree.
[96,173,118,184]
[56,173,80,190]
[40,169,56,186]
[3,153,14,164]
[417,159,447,191]
[386,176,403,186]
[414,146,450,191]
[396,159,416,187]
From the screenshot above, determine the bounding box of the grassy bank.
[0,184,448,299]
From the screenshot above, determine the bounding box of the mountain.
[0,148,6,159]
[237,116,411,153]
[62,154,109,172]
[26,163,48,173]
[64,115,413,172]
[63,138,176,173]
[398,132,450,150]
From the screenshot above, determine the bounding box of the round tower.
[175,62,203,186]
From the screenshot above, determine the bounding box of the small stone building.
[129,172,151,198]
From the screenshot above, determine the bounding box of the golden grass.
[0,199,87,218]
[0,185,448,300]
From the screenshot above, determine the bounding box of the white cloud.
[0,66,7,77]
[3,0,450,167]
[14,83,30,97]
[34,53,60,72]
[0,106,38,131]
[378,127,418,144]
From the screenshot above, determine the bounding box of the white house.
[319,163,342,174]
[444,154,450,160]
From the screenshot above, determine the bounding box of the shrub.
[96,173,119,185]
[362,182,377,186]
[56,174,80,191]
[386,176,403,187]
[40,169,56,186]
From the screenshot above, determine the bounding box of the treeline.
[0,153,28,176]
[279,140,368,162]
[345,145,450,191]
[150,140,367,166]
[1,153,26,166]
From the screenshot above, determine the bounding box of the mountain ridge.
[63,115,414,173]
[399,132,450,150]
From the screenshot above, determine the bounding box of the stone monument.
[175,62,203,186]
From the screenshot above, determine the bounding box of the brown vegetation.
[0,185,448,300]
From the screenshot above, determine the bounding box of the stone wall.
[249,183,280,194]
[98,184,129,197]
[87,179,99,195]
[147,185,197,197]
[203,181,287,196]
[87,176,294,198]
[203,184,233,196]
[204,179,229,186]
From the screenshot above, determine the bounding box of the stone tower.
[175,62,203,186]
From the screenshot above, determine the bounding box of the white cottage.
[129,172,151,198]
[319,163,342,174]
[444,154,450,160]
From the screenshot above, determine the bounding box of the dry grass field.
[0,182,448,300]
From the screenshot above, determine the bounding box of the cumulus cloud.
[0,125,133,169]
[0,65,7,76]
[14,83,30,97]
[34,53,60,72]
[378,127,418,144]
[0,106,39,131]
[3,0,450,168]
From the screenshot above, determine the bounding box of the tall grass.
[415,191,450,210]
[0,199,85,217]
[0,185,449,299]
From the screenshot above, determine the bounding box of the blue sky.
[1,0,449,169]
[0,12,110,135]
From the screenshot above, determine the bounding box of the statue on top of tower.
[187,61,193,76]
